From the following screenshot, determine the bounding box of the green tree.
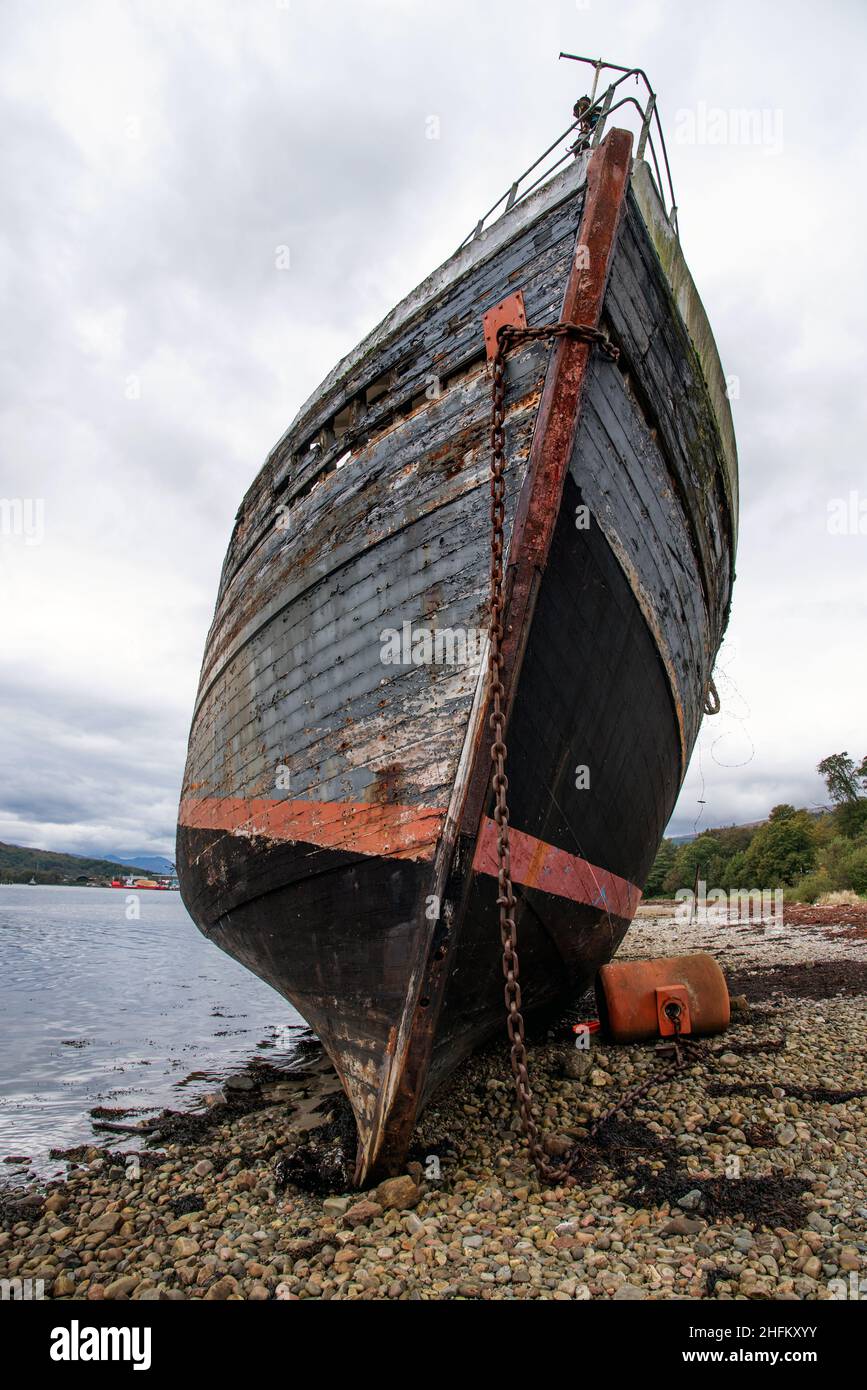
[844,845,867,895]
[811,811,838,849]
[818,751,867,839]
[818,752,862,803]
[835,798,867,839]
[743,804,815,886]
[720,850,748,891]
[644,838,677,897]
[820,835,858,889]
[663,833,719,895]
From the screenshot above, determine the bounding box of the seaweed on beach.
[623,1172,808,1228]
[708,1081,867,1103]
[89,1105,141,1119]
[273,1092,357,1195]
[742,1124,777,1148]
[168,1193,207,1218]
[0,1190,44,1224]
[139,1065,287,1146]
[724,961,867,1001]
[546,1118,667,1185]
[706,1266,739,1296]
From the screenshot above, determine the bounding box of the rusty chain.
[494,320,621,366]
[586,1007,702,1138]
[488,318,697,1185]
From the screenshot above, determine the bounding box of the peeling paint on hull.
[177,130,737,1183]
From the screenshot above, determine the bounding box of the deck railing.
[458,55,678,252]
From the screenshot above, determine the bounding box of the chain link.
[487,316,690,1185]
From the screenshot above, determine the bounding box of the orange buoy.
[595,953,730,1043]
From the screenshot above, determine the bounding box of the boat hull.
[177,129,737,1182]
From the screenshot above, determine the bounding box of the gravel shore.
[2,906,865,1300]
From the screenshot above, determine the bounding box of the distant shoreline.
[0,880,180,890]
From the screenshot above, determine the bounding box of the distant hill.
[669,809,827,845]
[670,819,765,844]
[103,852,175,875]
[0,841,152,885]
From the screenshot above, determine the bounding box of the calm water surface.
[0,885,305,1181]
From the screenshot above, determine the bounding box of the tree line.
[645,752,867,901]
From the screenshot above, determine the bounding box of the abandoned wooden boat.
[177,87,738,1184]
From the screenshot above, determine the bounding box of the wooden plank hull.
[177,130,737,1183]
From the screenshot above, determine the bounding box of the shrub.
[784,870,834,904]
[843,845,867,896]
[820,835,858,889]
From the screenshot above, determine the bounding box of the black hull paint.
[423,481,681,1101]
[177,133,736,1181]
[178,483,681,1158]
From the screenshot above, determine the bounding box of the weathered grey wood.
[263,157,589,482]
[604,193,734,650]
[182,177,582,833]
[572,353,711,756]
[630,159,738,532]
[203,342,549,697]
[223,197,584,584]
[178,137,737,1183]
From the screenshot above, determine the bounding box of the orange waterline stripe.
[180,799,642,913]
[179,795,446,862]
[473,816,641,919]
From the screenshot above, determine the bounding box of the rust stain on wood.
[179,795,445,861]
[483,289,527,361]
[463,127,634,834]
[364,132,634,1181]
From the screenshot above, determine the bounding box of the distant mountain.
[0,840,153,884]
[667,808,828,846]
[103,852,176,875]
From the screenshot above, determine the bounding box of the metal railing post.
[636,93,656,161]
[588,59,602,105]
[591,85,614,146]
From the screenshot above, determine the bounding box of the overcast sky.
[1,0,865,859]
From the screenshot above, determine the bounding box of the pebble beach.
[2,904,865,1301]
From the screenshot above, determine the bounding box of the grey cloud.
[1,0,865,857]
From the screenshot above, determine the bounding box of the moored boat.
[110,876,174,890]
[177,70,737,1185]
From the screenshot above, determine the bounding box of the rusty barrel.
[595,953,730,1042]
